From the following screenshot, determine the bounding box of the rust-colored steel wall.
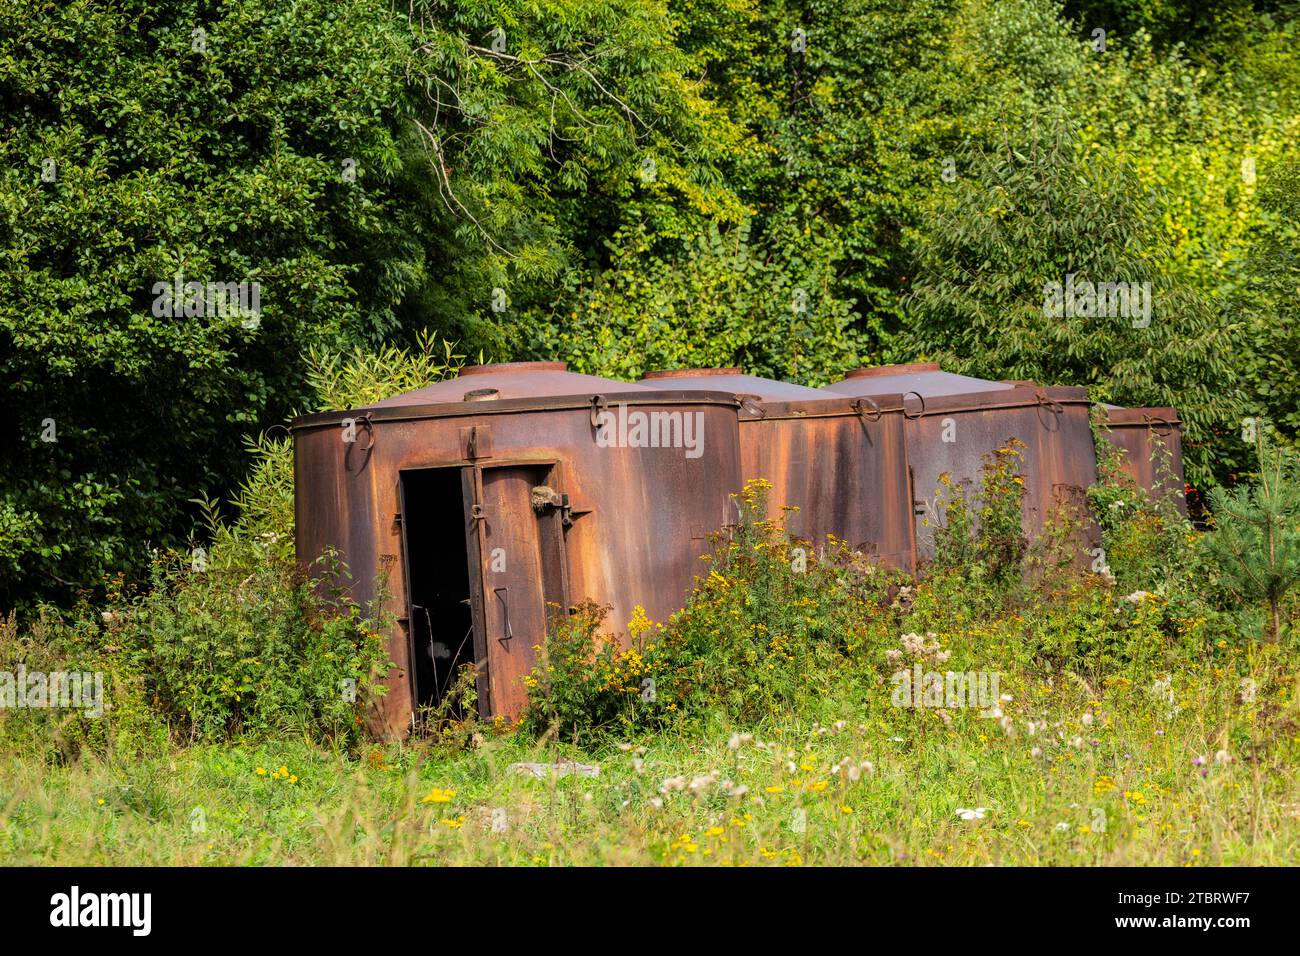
[293,363,742,737]
[826,365,1099,561]
[1102,406,1187,513]
[639,369,917,571]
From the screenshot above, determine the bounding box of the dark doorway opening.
[400,468,476,720]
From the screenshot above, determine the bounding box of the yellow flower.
[255,767,267,776]
[422,787,457,804]
[439,816,465,829]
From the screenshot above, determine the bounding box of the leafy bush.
[522,480,911,739]
[931,439,1030,587]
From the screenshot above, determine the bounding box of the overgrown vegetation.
[5,422,1298,865]
[4,0,1300,606]
[3,0,1300,867]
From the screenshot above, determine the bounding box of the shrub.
[522,480,906,740]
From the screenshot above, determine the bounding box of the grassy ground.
[6,654,1298,866]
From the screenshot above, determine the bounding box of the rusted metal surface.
[826,365,1099,561]
[1102,405,1187,513]
[293,362,742,736]
[639,369,917,571]
[832,362,1016,398]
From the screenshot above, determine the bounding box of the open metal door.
[469,463,570,720]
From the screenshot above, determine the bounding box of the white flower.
[1215,749,1232,765]
[1031,747,1043,758]
[1055,822,1070,832]
[659,776,686,794]
[649,797,663,809]
[727,732,753,750]
[1081,712,1094,727]
[956,807,990,821]
[688,772,719,794]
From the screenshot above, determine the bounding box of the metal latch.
[531,485,579,527]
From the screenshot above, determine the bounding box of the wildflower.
[1081,712,1094,727]
[649,797,664,810]
[688,773,718,794]
[255,767,267,776]
[660,776,686,793]
[1214,749,1232,765]
[1192,756,1205,767]
[956,807,989,821]
[727,732,753,750]
[1031,747,1043,758]
[422,787,456,804]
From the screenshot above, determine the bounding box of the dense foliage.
[2,0,1299,606]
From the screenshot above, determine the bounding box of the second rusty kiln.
[638,368,916,571]
[824,363,1100,558]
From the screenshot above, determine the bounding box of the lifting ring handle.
[902,391,926,420]
[737,394,767,419]
[1142,413,1175,436]
[852,397,882,423]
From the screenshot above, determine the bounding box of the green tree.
[1205,425,1300,642]
[903,115,1244,487]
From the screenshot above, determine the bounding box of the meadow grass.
[5,646,1297,866]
